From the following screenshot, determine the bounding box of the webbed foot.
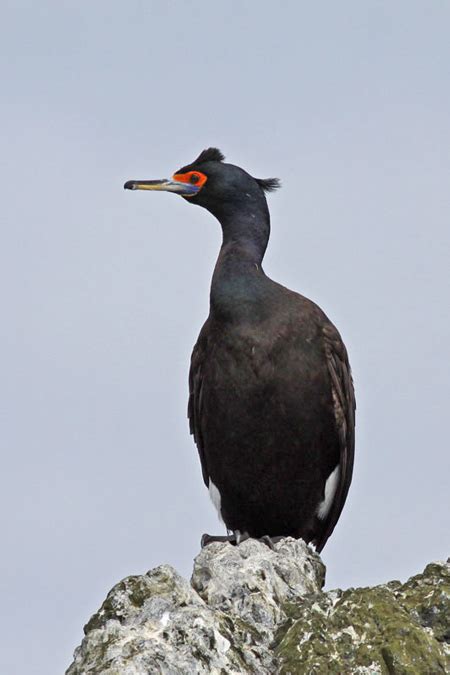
[258,535,285,549]
[201,530,250,548]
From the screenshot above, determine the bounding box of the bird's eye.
[172,170,207,189]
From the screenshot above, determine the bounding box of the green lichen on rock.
[275,560,449,674]
[66,541,449,674]
[395,562,450,644]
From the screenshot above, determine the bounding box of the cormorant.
[124,148,355,552]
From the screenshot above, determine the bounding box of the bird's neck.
[209,206,271,321]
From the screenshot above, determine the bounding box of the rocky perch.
[67,538,449,674]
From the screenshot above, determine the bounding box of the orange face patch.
[172,170,208,190]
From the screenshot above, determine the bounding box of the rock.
[191,538,325,637]
[276,560,450,674]
[66,540,449,674]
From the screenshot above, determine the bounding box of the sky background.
[1,2,449,673]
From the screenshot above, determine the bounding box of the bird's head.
[124,148,280,218]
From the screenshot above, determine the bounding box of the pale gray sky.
[1,2,449,673]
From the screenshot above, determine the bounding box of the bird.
[124,148,355,552]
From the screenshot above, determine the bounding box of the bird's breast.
[200,320,331,428]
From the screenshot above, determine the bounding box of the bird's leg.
[200,530,250,548]
[234,529,250,545]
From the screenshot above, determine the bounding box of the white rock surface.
[66,541,449,674]
[192,537,324,637]
[66,538,323,674]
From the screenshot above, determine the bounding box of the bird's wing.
[188,327,209,487]
[315,322,356,552]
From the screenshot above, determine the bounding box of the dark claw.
[234,529,250,545]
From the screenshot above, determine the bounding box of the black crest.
[255,177,281,193]
[193,147,225,165]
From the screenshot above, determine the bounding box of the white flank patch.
[208,479,223,522]
[317,465,340,519]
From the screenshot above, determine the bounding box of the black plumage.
[125,149,355,552]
